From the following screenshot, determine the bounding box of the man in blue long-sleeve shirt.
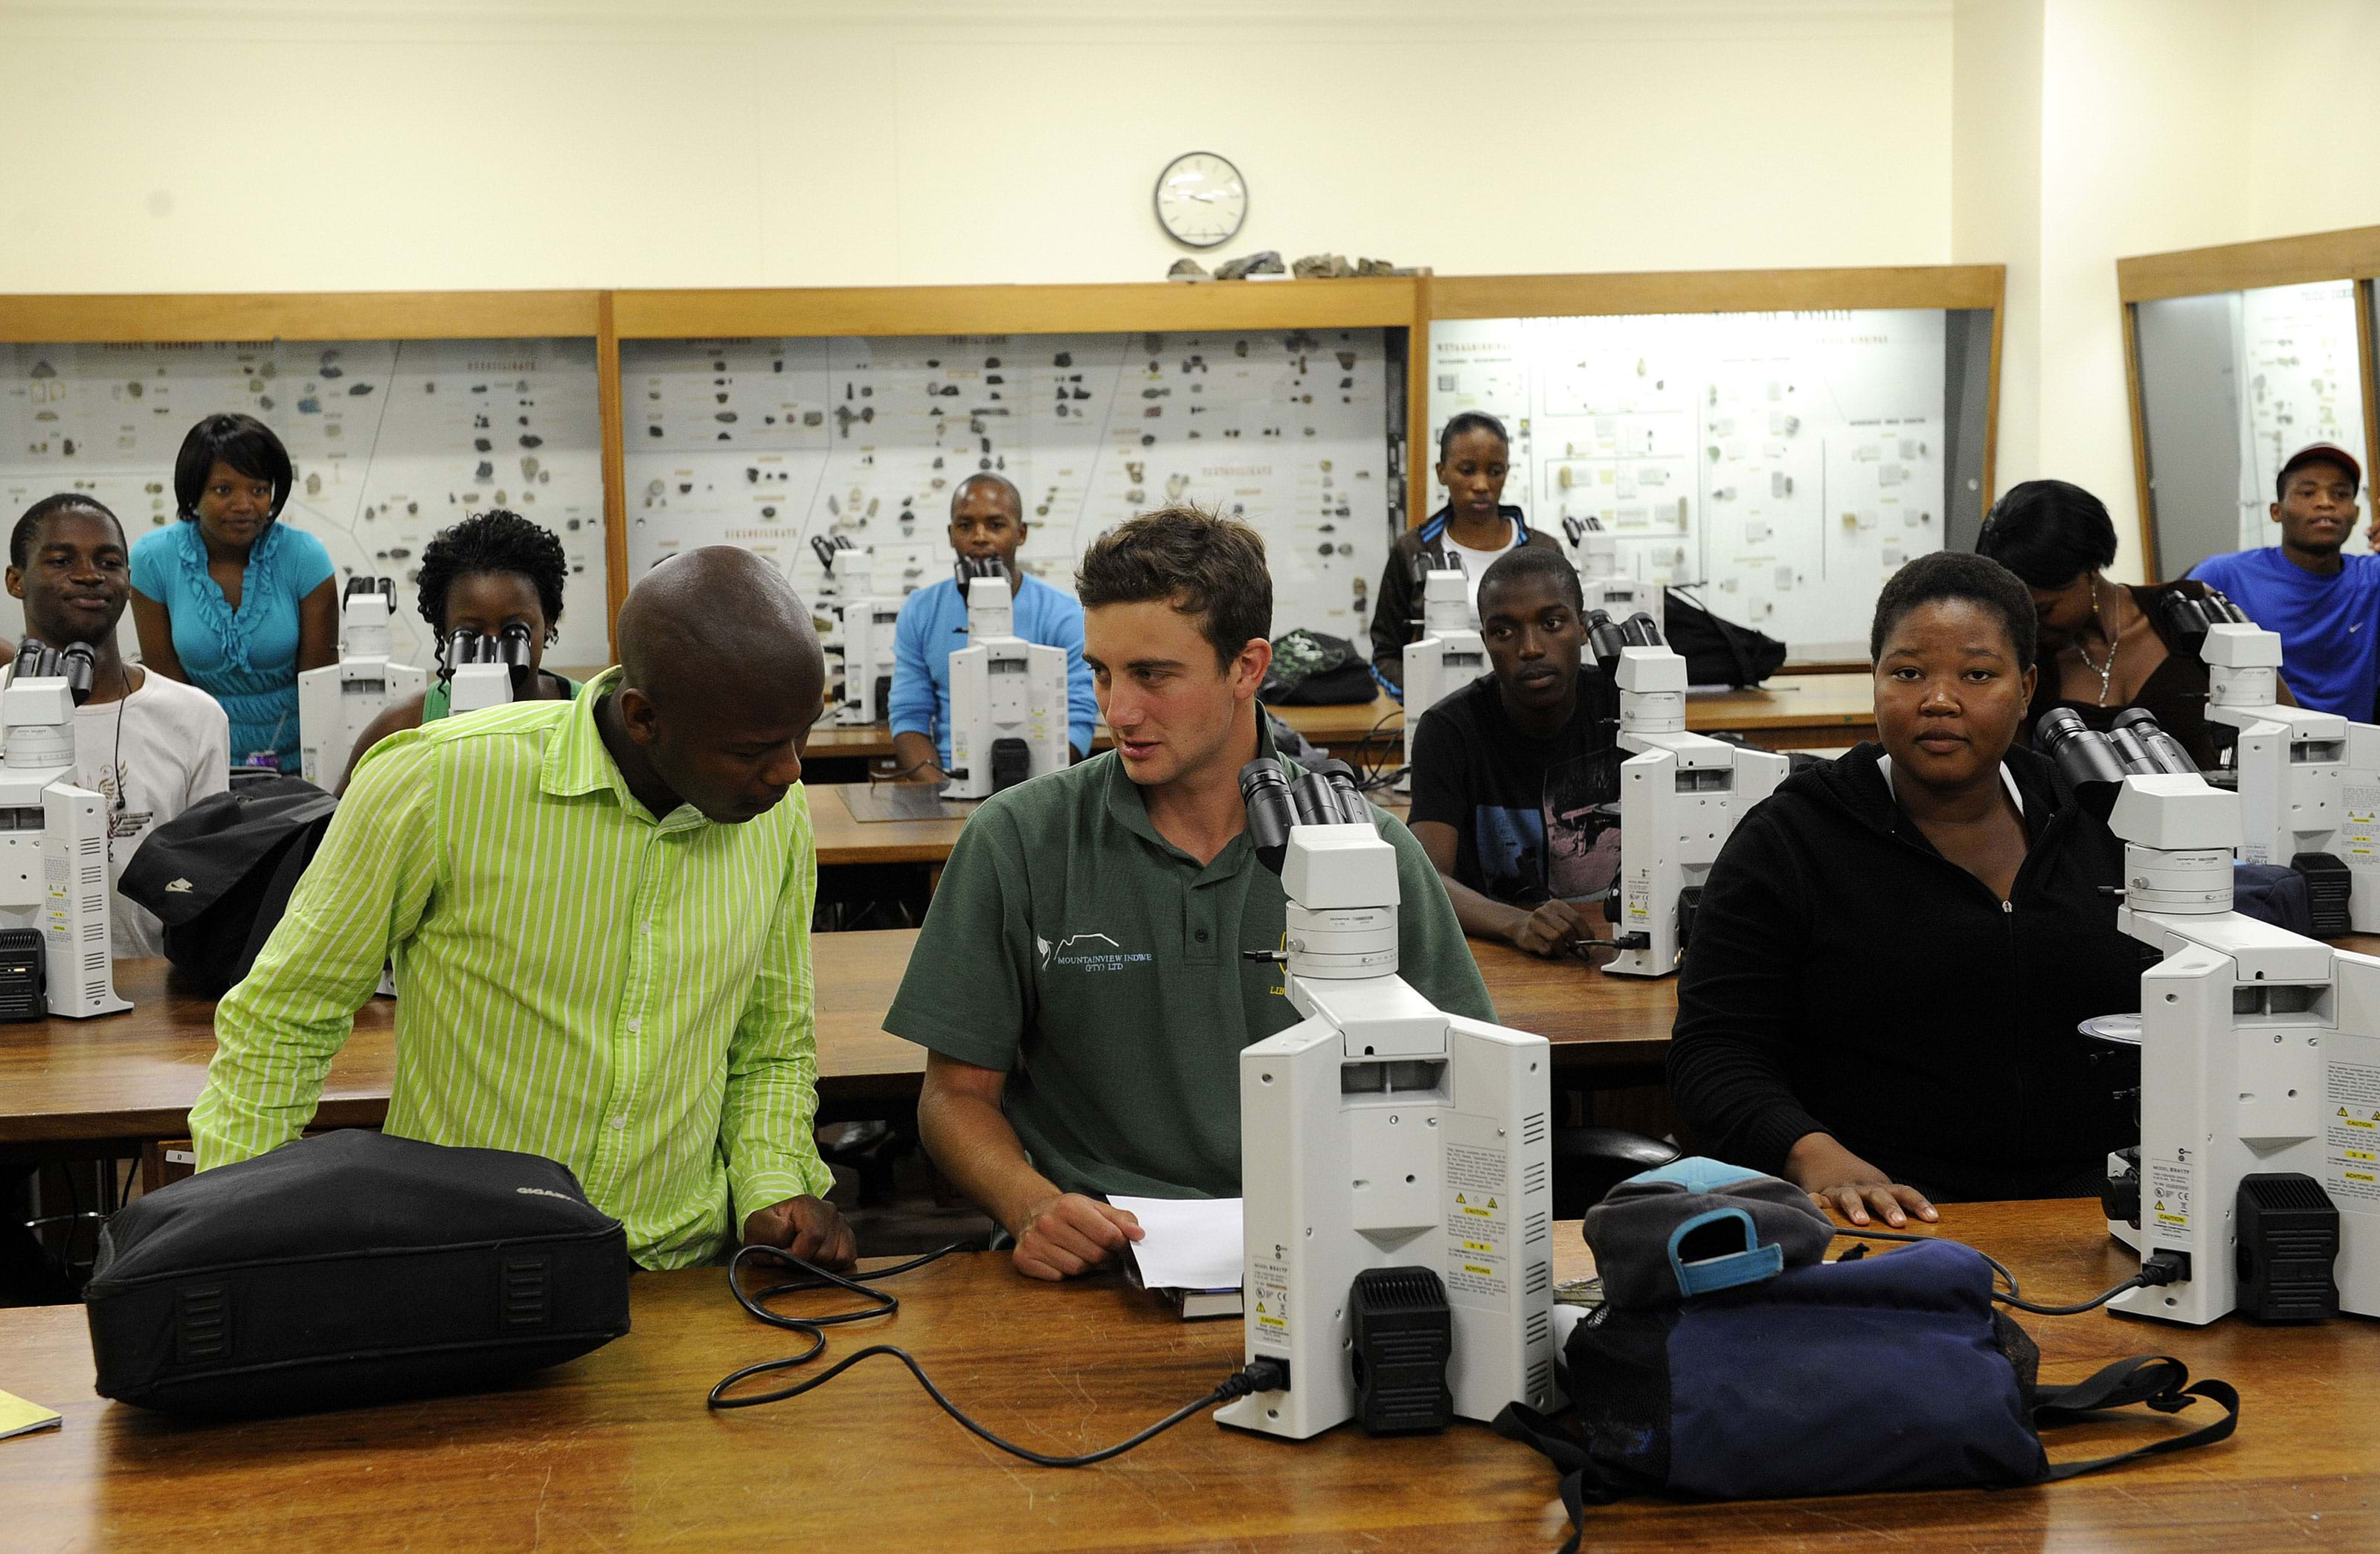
[888,474,1097,781]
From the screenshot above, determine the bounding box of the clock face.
[1154,152,1247,249]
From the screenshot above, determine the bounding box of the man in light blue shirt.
[2189,442,2380,719]
[888,473,1097,780]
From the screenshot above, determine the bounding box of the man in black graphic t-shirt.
[1408,547,1621,958]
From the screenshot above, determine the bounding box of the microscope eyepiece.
[56,642,96,707]
[1618,610,1664,649]
[1585,609,1627,664]
[2037,707,2130,790]
[446,628,486,674]
[2110,707,2199,776]
[1241,760,1297,876]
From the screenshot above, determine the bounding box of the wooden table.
[800,672,1879,767]
[3,1197,2367,1549]
[0,935,1668,1155]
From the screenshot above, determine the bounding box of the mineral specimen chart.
[0,338,608,669]
[621,329,1394,639]
[1429,309,1951,662]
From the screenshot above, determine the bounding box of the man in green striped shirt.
[190,547,854,1271]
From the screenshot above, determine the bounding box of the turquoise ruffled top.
[129,520,336,771]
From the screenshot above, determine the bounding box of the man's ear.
[3,566,22,603]
[2271,500,2285,526]
[1231,636,1273,699]
[616,685,660,746]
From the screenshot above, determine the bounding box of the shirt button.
[610,1115,628,1131]
[1194,929,1210,943]
[625,1018,642,1034]
[643,921,654,935]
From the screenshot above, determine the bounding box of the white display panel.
[1431,311,1950,660]
[621,330,1391,636]
[2233,280,2367,552]
[0,338,608,670]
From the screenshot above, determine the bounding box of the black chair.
[1551,1126,1681,1219]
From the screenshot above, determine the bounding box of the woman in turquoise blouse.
[338,508,582,791]
[129,414,338,771]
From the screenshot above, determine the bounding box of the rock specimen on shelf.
[1212,250,1284,281]
[1292,253,1353,279]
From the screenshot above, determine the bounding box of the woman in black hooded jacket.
[1668,552,2149,1226]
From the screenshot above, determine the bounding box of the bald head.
[948,473,1027,579]
[618,546,820,704]
[951,471,1020,518]
[606,547,822,823]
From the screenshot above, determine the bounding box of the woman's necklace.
[2074,578,2120,706]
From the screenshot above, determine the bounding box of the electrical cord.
[708,1242,1291,1466]
[1350,704,1406,792]
[1833,1228,2190,1315]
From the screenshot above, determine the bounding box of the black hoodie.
[1667,741,2149,1202]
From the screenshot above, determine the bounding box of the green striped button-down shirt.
[189,666,834,1269]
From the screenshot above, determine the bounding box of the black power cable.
[709,1243,1288,1466]
[1833,1228,2189,1315]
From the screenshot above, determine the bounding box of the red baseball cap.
[2280,442,2362,494]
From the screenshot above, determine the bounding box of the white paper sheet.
[1110,1195,1244,1291]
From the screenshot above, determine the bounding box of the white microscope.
[1396,555,1485,793]
[942,557,1067,800]
[2043,707,2377,1326]
[811,535,904,728]
[444,624,532,717]
[1218,758,1556,1440]
[1560,517,1663,650]
[0,640,127,1019]
[298,577,427,793]
[2173,592,2380,935]
[1590,610,1786,978]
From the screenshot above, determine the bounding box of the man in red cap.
[2188,442,2380,718]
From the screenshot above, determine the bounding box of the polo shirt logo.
[1038,931,1152,972]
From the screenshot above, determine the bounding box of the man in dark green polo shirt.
[887,506,1494,1282]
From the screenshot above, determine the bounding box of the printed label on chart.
[2327,1060,2380,1204]
[1250,1258,1290,1343]
[1445,1142,1511,1298]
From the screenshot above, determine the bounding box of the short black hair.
[1974,479,2117,589]
[1870,551,2036,672]
[1077,505,1271,671]
[173,413,293,523]
[1437,411,1509,463]
[951,471,1022,518]
[1479,545,1583,613]
[10,494,125,570]
[414,509,569,645]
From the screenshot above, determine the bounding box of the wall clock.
[1154,152,1247,249]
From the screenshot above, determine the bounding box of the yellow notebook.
[0,1389,62,1440]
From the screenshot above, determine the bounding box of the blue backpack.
[1496,1161,2239,1551]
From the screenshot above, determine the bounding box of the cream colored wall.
[2034,0,2254,581]
[0,1,1956,293]
[1969,0,2380,582]
[1951,0,2044,494]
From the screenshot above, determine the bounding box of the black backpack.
[1260,628,1378,706]
[119,776,340,996]
[1661,587,1789,688]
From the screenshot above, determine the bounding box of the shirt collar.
[1876,752,2024,817]
[540,665,707,830]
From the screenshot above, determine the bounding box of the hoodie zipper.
[1825,758,2073,1155]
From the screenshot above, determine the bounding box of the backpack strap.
[2026,1355,2241,1483]
[1492,1400,1633,1553]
